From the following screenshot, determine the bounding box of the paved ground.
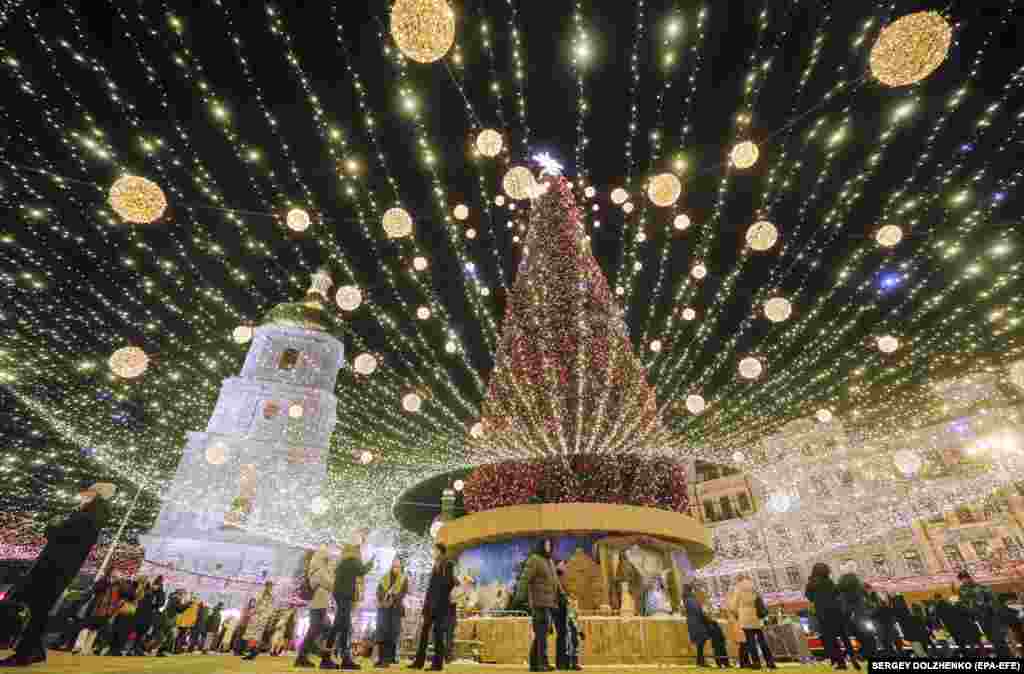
[0,652,827,673]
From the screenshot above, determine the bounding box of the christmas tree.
[479,170,663,458]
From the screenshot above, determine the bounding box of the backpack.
[755,594,768,619]
[297,551,316,602]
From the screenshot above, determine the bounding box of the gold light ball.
[232,325,254,344]
[402,392,423,413]
[288,403,304,419]
[763,297,792,323]
[738,356,763,380]
[870,11,952,87]
[360,450,375,465]
[746,220,779,251]
[453,479,465,492]
[584,186,596,198]
[353,353,379,375]
[466,228,477,239]
[413,256,429,271]
[673,214,691,231]
[109,346,149,379]
[685,394,706,415]
[647,173,682,207]
[390,0,456,64]
[416,305,431,320]
[649,339,663,353]
[476,129,503,158]
[503,166,535,200]
[876,224,904,248]
[495,195,506,206]
[336,285,363,312]
[691,262,707,280]
[622,202,634,214]
[470,421,485,439]
[877,334,901,354]
[453,204,469,220]
[109,175,167,224]
[816,408,833,424]
[681,307,697,321]
[611,187,629,205]
[286,208,311,232]
[730,141,760,169]
[383,207,414,239]
[205,442,229,466]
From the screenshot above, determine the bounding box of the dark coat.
[805,575,842,615]
[836,573,870,618]
[685,596,710,643]
[206,608,222,634]
[520,553,561,609]
[935,599,982,644]
[424,560,456,615]
[333,557,374,601]
[892,600,929,643]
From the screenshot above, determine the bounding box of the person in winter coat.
[156,589,186,656]
[890,595,929,657]
[175,593,200,653]
[865,585,897,655]
[241,581,276,661]
[203,603,223,654]
[411,543,457,671]
[295,546,336,668]
[836,571,875,661]
[189,601,207,653]
[129,578,156,655]
[552,565,571,670]
[326,544,375,669]
[684,584,712,667]
[4,483,115,667]
[515,539,563,673]
[106,582,138,656]
[957,570,1011,658]
[271,608,295,656]
[726,575,776,669]
[374,557,408,668]
[806,563,849,670]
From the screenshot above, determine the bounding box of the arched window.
[278,348,300,370]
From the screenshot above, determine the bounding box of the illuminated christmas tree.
[480,165,663,458]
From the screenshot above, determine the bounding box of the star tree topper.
[533,152,564,177]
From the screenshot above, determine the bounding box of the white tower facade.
[141,271,343,605]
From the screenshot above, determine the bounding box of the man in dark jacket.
[934,594,982,657]
[325,544,374,670]
[957,571,1010,657]
[516,539,563,673]
[411,543,456,671]
[203,603,223,654]
[0,483,114,667]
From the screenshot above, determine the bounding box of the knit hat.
[89,483,117,499]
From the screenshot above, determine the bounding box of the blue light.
[880,273,902,290]
[993,192,1007,202]
[960,143,974,152]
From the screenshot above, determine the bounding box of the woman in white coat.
[726,575,776,669]
[295,546,336,669]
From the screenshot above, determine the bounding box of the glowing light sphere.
[649,339,663,353]
[893,449,923,477]
[470,421,485,439]
[877,334,901,354]
[466,228,477,239]
[732,451,746,464]
[453,204,469,220]
[109,346,149,379]
[691,262,707,280]
[503,166,535,200]
[354,353,379,375]
[615,286,625,297]
[816,409,833,424]
[310,497,329,515]
[869,11,952,87]
[232,325,254,344]
[763,297,792,323]
[289,403,304,419]
[475,128,503,157]
[416,306,431,320]
[495,195,506,206]
[647,173,682,207]
[730,141,760,169]
[738,356,763,380]
[402,392,423,413]
[611,188,629,205]
[430,518,444,539]
[681,307,697,321]
[584,186,596,198]
[108,175,167,224]
[685,394,706,415]
[360,450,374,465]
[383,207,414,239]
[390,0,456,64]
[768,491,793,513]
[336,285,363,312]
[622,202,635,214]
[413,256,429,271]
[876,224,904,248]
[205,442,229,466]
[746,220,779,251]
[453,479,465,492]
[673,214,691,231]
[286,208,311,232]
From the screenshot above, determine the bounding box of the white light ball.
[445,340,457,354]
[205,442,229,466]
[673,214,691,231]
[877,335,901,354]
[286,208,311,232]
[732,451,746,464]
[649,339,663,353]
[390,0,456,64]
[353,353,378,375]
[611,188,629,205]
[739,356,763,380]
[764,297,792,323]
[453,479,465,492]
[310,497,329,515]
[685,394,706,415]
[584,186,596,198]
[746,220,779,251]
[730,141,760,169]
[495,195,506,206]
[336,285,363,311]
[476,128,503,157]
[402,392,423,413]
[453,204,469,220]
[893,449,923,477]
[503,166,535,200]
[681,307,697,321]
[876,224,904,248]
[360,450,374,465]
[383,207,414,239]
[430,519,444,539]
[466,228,477,239]
[470,421,485,439]
[413,256,429,271]
[691,262,707,280]
[232,325,254,344]
[816,409,833,424]
[622,202,635,214]
[109,346,149,379]
[615,286,625,297]
[647,173,683,207]
[416,306,431,320]
[289,403,304,419]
